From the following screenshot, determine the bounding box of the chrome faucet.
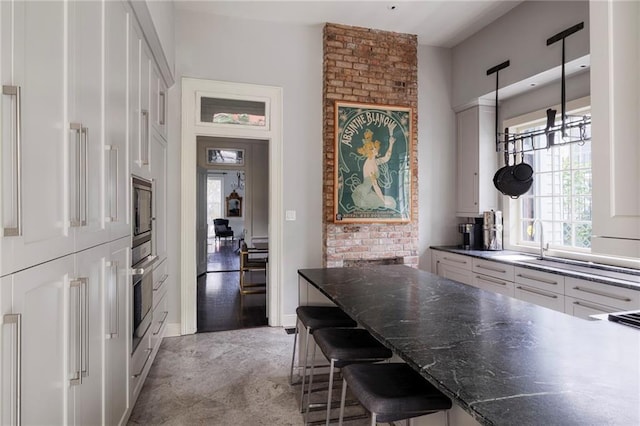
[532,219,547,260]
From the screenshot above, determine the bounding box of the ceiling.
[175,1,523,48]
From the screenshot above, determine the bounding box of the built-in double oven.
[131,176,156,353]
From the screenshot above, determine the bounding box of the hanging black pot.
[494,151,533,198]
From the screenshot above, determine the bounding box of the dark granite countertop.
[298,266,640,426]
[431,246,640,291]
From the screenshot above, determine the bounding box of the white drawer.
[130,336,153,401]
[152,259,169,310]
[435,252,472,270]
[515,267,564,294]
[150,294,168,354]
[472,259,514,282]
[564,296,620,320]
[437,262,474,285]
[473,274,515,297]
[515,285,565,313]
[565,277,640,311]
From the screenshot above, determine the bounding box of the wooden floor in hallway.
[197,239,267,333]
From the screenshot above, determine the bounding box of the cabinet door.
[68,0,109,251]
[591,1,640,250]
[150,62,167,138]
[105,237,130,426]
[151,132,167,260]
[104,0,130,240]
[69,244,108,426]
[0,0,73,275]
[435,260,473,286]
[131,43,151,178]
[1,255,74,425]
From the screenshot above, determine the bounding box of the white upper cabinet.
[0,0,73,275]
[131,42,152,179]
[150,62,168,139]
[456,105,498,217]
[590,0,640,257]
[105,1,131,240]
[68,0,109,251]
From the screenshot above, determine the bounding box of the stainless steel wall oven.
[131,176,156,353]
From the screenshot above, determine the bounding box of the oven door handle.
[131,255,158,277]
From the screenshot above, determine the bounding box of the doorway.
[181,78,283,335]
[195,137,269,332]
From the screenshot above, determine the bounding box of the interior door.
[196,166,208,276]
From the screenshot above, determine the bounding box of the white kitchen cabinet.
[433,251,473,285]
[455,105,498,217]
[590,0,640,254]
[105,0,131,240]
[1,255,73,425]
[0,0,74,275]
[130,41,152,179]
[151,132,167,261]
[149,292,168,359]
[565,277,640,315]
[69,244,108,426]
[472,274,514,297]
[514,267,565,313]
[472,259,514,282]
[105,236,130,426]
[68,0,110,251]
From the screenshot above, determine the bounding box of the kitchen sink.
[517,257,640,283]
[490,254,537,262]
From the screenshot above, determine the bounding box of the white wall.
[167,10,324,324]
[452,1,590,108]
[417,45,458,271]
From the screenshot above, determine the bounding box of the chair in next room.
[213,218,234,241]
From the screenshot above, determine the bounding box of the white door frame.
[180,77,283,334]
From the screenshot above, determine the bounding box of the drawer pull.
[476,275,507,286]
[517,286,558,299]
[572,300,609,313]
[477,264,506,274]
[572,286,632,302]
[443,257,467,265]
[516,273,558,285]
[153,311,169,336]
[131,348,153,378]
[153,274,169,292]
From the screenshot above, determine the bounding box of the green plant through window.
[513,107,592,251]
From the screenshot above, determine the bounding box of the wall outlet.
[285,210,296,221]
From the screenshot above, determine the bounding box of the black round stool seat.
[313,328,392,367]
[341,363,452,423]
[295,306,357,333]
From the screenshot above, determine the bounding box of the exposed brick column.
[322,23,419,268]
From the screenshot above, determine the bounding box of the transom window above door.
[196,93,270,130]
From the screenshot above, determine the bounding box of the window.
[207,176,223,233]
[507,103,591,252]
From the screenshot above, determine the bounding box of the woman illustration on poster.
[352,127,396,209]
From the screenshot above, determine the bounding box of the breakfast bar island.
[297,266,640,426]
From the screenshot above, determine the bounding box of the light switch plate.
[285,210,296,221]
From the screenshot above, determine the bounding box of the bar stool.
[338,363,452,426]
[305,328,393,425]
[289,306,357,411]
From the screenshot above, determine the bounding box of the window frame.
[502,96,592,257]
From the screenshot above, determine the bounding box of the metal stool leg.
[370,412,377,426]
[338,378,347,426]
[325,359,336,425]
[299,326,311,412]
[304,343,318,425]
[289,318,299,384]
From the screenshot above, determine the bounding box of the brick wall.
[323,23,419,268]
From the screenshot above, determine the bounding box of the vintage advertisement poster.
[334,102,412,223]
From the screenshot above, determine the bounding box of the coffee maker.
[458,217,484,250]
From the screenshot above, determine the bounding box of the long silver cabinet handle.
[138,110,149,166]
[106,261,119,338]
[4,314,22,426]
[153,311,169,336]
[69,279,83,385]
[572,300,609,313]
[81,126,88,226]
[572,286,632,302]
[80,278,89,378]
[132,256,158,277]
[516,273,558,285]
[3,85,23,237]
[70,123,83,227]
[442,257,467,265]
[153,274,169,292]
[475,275,508,286]
[105,145,118,222]
[516,286,558,299]
[131,348,153,378]
[159,91,166,125]
[476,264,507,274]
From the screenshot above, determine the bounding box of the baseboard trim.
[281,313,297,328]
